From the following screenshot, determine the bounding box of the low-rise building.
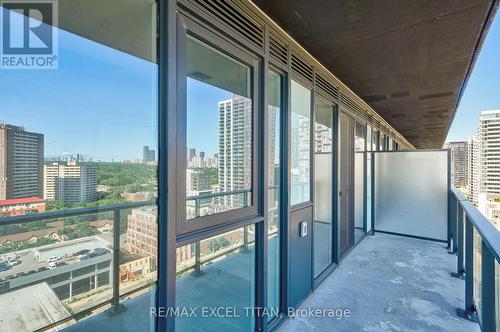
[0,197,46,217]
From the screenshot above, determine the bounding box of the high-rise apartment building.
[467,134,480,206]
[0,124,44,200]
[44,161,97,203]
[218,95,252,207]
[445,141,467,188]
[474,110,500,229]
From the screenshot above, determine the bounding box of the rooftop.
[0,197,44,206]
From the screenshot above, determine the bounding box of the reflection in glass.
[313,96,333,277]
[290,80,311,205]
[185,36,252,219]
[0,2,158,330]
[473,227,482,322]
[267,71,281,320]
[176,226,255,331]
[354,122,366,240]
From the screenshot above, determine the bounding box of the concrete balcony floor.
[280,233,479,332]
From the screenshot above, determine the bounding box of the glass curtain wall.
[290,80,311,205]
[354,122,366,240]
[366,125,372,233]
[0,2,159,330]
[313,96,333,278]
[267,70,282,319]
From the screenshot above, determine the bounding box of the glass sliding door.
[313,96,333,278]
[354,122,366,240]
[267,70,282,319]
[290,80,311,205]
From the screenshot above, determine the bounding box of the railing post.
[193,241,203,276]
[195,198,200,218]
[458,215,476,320]
[455,205,465,277]
[480,242,496,332]
[243,190,248,208]
[448,193,455,251]
[109,208,125,314]
[453,197,459,253]
[242,226,250,253]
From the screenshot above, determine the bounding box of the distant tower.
[447,141,467,189]
[143,146,156,163]
[218,95,252,207]
[188,148,196,162]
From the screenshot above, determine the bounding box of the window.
[313,96,333,277]
[354,122,366,239]
[180,22,258,231]
[290,80,312,205]
[267,70,281,319]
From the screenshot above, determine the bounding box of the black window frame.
[176,15,261,235]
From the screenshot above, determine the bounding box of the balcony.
[279,233,479,332]
[0,0,498,331]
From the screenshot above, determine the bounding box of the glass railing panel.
[496,260,499,331]
[0,213,114,326]
[120,205,158,296]
[473,226,482,321]
[175,225,256,331]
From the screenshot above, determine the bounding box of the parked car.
[48,262,57,269]
[74,249,90,256]
[76,254,90,262]
[0,263,9,272]
[6,258,20,267]
[92,248,110,256]
[47,256,59,263]
[56,261,67,267]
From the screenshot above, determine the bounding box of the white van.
[47,256,59,263]
[48,262,57,269]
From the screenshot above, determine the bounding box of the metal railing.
[449,188,500,332]
[186,188,251,218]
[0,200,157,330]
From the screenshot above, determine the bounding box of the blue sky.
[0,20,158,162]
[1,10,498,161]
[446,15,500,142]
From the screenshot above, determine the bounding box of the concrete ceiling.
[253,0,497,148]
